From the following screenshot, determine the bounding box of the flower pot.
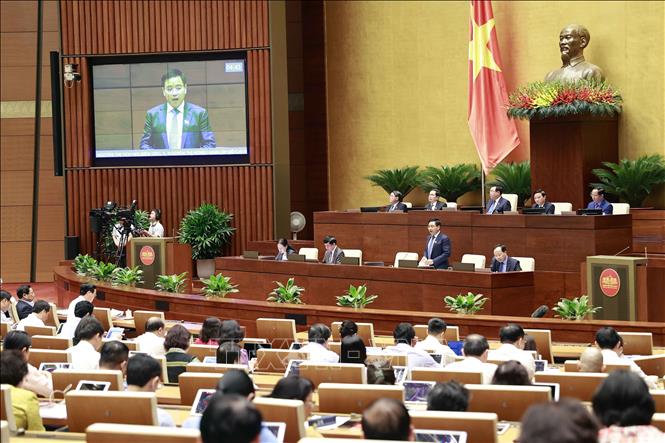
[196,259,215,279]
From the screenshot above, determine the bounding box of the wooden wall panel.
[60,0,269,56]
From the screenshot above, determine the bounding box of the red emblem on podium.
[139,246,155,266]
[599,268,620,297]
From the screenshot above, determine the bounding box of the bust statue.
[545,24,604,83]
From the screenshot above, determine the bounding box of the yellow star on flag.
[469,12,502,80]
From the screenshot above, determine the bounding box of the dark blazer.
[425,201,448,211]
[275,246,296,261]
[16,300,33,320]
[586,199,613,215]
[140,102,216,150]
[532,201,555,214]
[486,196,512,214]
[323,247,345,264]
[423,233,451,269]
[386,202,408,212]
[491,257,522,272]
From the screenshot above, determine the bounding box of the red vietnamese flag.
[467,0,519,174]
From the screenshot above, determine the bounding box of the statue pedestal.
[529,114,618,210]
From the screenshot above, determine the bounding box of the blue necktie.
[427,236,435,258]
[501,260,507,272]
[488,201,496,214]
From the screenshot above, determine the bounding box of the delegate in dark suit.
[140,102,216,150]
[532,201,555,214]
[586,198,613,215]
[323,247,345,264]
[275,246,296,261]
[486,196,511,214]
[491,257,522,272]
[425,201,448,210]
[423,233,451,269]
[16,300,33,320]
[386,202,408,212]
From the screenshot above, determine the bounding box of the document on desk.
[40,402,67,420]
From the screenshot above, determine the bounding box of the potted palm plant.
[418,163,482,204]
[179,203,235,278]
[365,166,421,199]
[590,154,665,208]
[487,161,531,207]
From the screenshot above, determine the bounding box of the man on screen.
[140,69,216,150]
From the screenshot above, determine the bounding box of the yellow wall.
[325,1,665,210]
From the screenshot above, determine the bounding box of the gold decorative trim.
[0,101,52,119]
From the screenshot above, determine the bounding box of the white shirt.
[1,310,13,324]
[157,407,175,427]
[414,336,457,366]
[66,296,86,323]
[67,340,100,370]
[488,343,535,380]
[385,343,439,369]
[600,349,657,389]
[166,102,185,149]
[21,364,53,397]
[16,313,45,331]
[58,317,81,339]
[148,221,164,238]
[444,357,498,384]
[298,342,339,363]
[134,332,166,356]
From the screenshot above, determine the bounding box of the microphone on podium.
[614,245,630,256]
[531,305,549,318]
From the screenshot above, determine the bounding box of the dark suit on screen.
[323,247,345,264]
[386,202,408,212]
[16,300,33,320]
[532,201,555,214]
[425,201,448,211]
[423,233,451,269]
[140,102,216,150]
[486,196,511,214]
[491,256,522,272]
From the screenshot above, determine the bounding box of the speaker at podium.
[127,237,193,292]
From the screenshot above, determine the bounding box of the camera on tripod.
[89,200,138,234]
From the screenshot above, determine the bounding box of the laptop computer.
[398,259,419,268]
[533,382,560,401]
[340,256,360,265]
[287,253,306,262]
[76,380,111,391]
[262,422,286,443]
[393,366,408,384]
[403,381,435,403]
[522,207,547,215]
[284,359,304,378]
[577,208,603,215]
[242,250,259,259]
[414,429,468,443]
[428,353,443,365]
[190,389,216,415]
[451,262,475,272]
[244,342,272,360]
[360,206,380,213]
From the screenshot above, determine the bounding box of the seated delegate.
[587,187,613,214]
[532,189,555,214]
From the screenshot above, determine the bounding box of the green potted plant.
[443,292,487,314]
[418,163,482,204]
[590,154,665,208]
[73,254,98,277]
[487,161,531,207]
[112,266,144,287]
[365,166,421,199]
[133,209,150,232]
[267,278,305,304]
[179,203,235,278]
[155,272,188,293]
[336,284,378,309]
[201,273,239,298]
[89,261,117,282]
[553,295,601,320]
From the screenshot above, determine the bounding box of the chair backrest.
[119,339,138,351]
[52,369,124,392]
[65,391,158,432]
[318,383,404,414]
[466,384,551,421]
[186,363,248,374]
[31,335,73,350]
[298,247,319,261]
[255,349,309,373]
[414,325,460,342]
[133,311,165,335]
[618,331,653,355]
[364,354,408,367]
[1,420,8,442]
[28,349,71,367]
[86,423,201,443]
[93,307,114,331]
[461,254,486,269]
[535,372,607,402]
[613,203,630,214]
[503,194,518,210]
[512,256,535,271]
[404,202,413,208]
[331,321,375,346]
[187,344,218,361]
[178,372,224,406]
[652,390,665,413]
[446,202,458,209]
[409,410,498,443]
[24,325,56,336]
[653,413,665,433]
[299,363,367,387]
[394,252,419,267]
[45,302,60,329]
[0,385,17,433]
[564,359,630,373]
[410,368,483,385]
[256,318,296,349]
[344,249,363,265]
[254,397,306,443]
[523,329,553,364]
[632,354,665,377]
[0,323,8,339]
[552,202,573,215]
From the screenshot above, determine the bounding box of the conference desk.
[216,257,535,316]
[313,211,632,272]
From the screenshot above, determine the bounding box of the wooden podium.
[530,115,618,210]
[127,237,192,292]
[585,256,648,321]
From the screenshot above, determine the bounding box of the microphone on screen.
[531,305,549,318]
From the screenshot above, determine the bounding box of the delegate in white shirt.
[444,357,498,384]
[414,335,457,366]
[298,342,338,363]
[600,348,657,389]
[66,295,86,323]
[16,313,45,331]
[488,343,535,380]
[134,332,166,356]
[148,222,164,238]
[67,340,100,370]
[385,343,439,369]
[58,317,81,339]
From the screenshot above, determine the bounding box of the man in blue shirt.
[586,187,613,214]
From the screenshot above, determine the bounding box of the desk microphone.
[531,305,549,318]
[614,245,630,256]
